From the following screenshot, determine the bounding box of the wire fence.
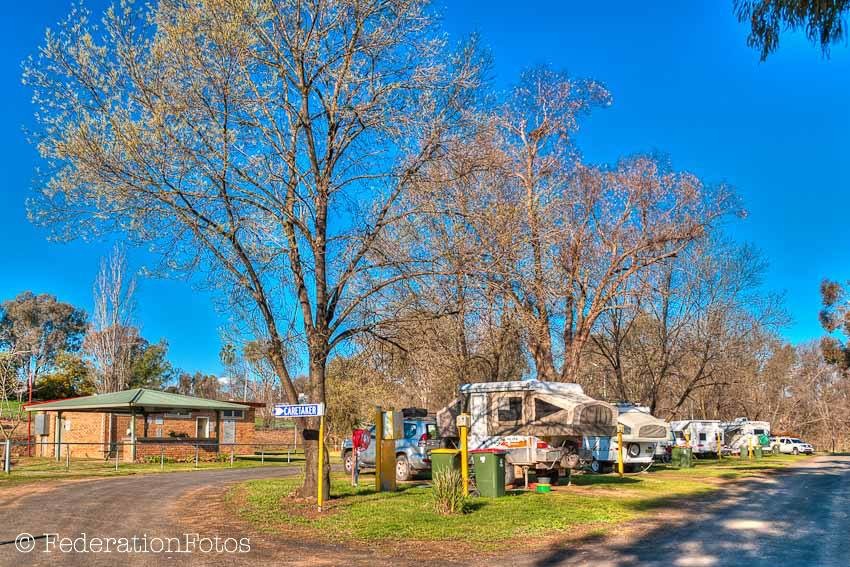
[0,439,336,476]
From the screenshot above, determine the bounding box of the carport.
[26,388,250,461]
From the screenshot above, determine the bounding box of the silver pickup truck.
[341,416,440,481]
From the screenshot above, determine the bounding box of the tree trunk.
[294,358,331,501]
[528,316,558,381]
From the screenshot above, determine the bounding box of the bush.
[431,468,467,515]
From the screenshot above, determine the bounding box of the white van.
[669,420,724,456]
[722,418,771,454]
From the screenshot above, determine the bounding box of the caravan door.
[469,393,489,449]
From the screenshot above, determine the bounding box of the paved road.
[3,456,847,566]
[0,466,309,566]
[515,455,850,567]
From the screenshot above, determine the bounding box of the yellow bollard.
[317,413,325,511]
[617,424,624,477]
[717,432,723,461]
[459,414,470,494]
[375,406,383,493]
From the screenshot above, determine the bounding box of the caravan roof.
[459,380,585,396]
[670,420,722,430]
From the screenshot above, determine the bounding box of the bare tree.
[423,68,733,383]
[0,351,29,443]
[25,0,479,497]
[586,239,787,419]
[85,244,138,393]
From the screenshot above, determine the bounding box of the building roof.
[25,388,250,413]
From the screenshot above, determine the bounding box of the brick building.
[26,389,257,462]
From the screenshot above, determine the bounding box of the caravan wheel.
[590,459,604,474]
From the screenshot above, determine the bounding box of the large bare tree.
[24,0,479,497]
[422,68,733,383]
[85,244,138,393]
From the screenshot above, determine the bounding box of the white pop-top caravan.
[437,380,617,477]
[669,420,724,456]
[583,403,670,473]
[721,418,771,454]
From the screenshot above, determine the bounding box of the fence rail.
[0,439,321,475]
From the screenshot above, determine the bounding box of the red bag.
[352,428,371,450]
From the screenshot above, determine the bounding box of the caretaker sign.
[273,403,325,418]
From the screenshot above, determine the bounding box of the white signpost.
[274,402,327,510]
[273,403,325,418]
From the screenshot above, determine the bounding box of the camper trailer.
[437,380,617,482]
[721,418,771,454]
[669,420,724,456]
[583,403,670,473]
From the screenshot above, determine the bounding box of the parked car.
[770,436,814,455]
[342,413,440,481]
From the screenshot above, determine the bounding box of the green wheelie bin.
[671,447,693,468]
[470,449,507,497]
[429,448,461,477]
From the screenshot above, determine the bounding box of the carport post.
[55,411,62,461]
[129,407,137,462]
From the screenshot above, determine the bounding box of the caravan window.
[753,429,765,435]
[534,399,562,419]
[698,433,707,442]
[498,397,523,422]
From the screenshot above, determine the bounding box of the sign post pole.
[273,402,327,510]
[317,412,325,511]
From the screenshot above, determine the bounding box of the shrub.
[431,468,467,515]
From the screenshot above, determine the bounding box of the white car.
[771,437,814,455]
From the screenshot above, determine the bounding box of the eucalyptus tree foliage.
[735,0,850,60]
[24,0,480,496]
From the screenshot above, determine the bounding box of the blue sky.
[1,1,848,375]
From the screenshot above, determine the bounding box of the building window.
[222,410,245,419]
[498,397,523,422]
[534,399,562,420]
[196,417,210,439]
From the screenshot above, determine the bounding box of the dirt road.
[514,455,850,566]
[2,456,847,566]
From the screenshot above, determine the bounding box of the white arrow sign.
[273,403,325,418]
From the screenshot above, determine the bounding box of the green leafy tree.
[128,339,173,389]
[0,292,87,399]
[37,351,95,399]
[735,0,850,60]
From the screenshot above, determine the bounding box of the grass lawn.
[0,400,23,416]
[0,449,344,488]
[229,453,812,550]
[0,454,304,488]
